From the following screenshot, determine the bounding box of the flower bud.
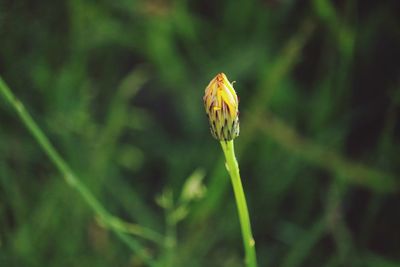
[203,73,239,141]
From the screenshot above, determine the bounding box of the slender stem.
[0,77,161,267]
[165,209,177,266]
[106,216,164,245]
[163,190,177,267]
[220,140,258,267]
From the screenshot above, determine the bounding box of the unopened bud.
[203,73,239,141]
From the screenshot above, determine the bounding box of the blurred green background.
[1,0,399,266]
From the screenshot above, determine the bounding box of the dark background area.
[0,0,399,266]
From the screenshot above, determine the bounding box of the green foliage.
[1,1,399,266]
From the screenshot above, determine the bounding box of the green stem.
[220,141,258,267]
[0,77,160,267]
[163,189,177,267]
[165,208,177,267]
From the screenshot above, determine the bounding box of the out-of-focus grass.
[1,1,399,267]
